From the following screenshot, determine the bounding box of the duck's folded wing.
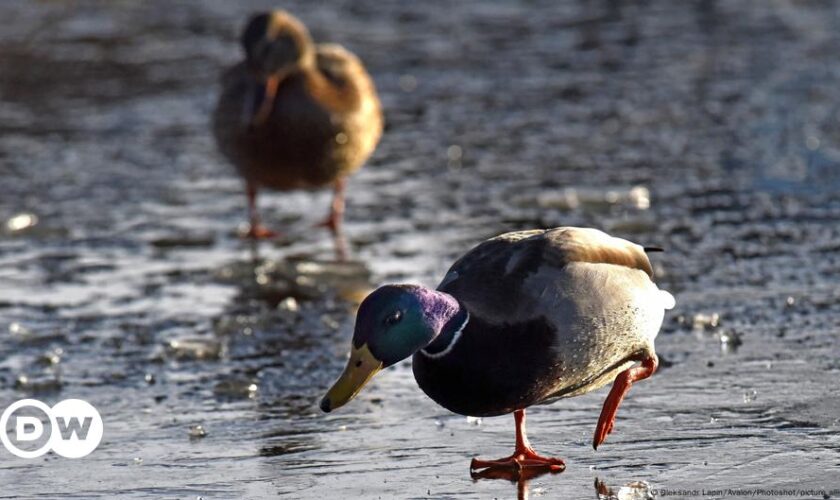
[436,227,664,326]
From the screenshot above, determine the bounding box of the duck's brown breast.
[213,60,382,191]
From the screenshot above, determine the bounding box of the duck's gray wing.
[437,227,662,325]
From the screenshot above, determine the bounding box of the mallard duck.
[321,227,675,473]
[213,10,382,240]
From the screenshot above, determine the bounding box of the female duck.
[321,227,675,472]
[214,11,382,241]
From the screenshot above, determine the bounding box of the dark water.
[1,1,840,498]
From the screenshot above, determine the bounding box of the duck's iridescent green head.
[241,10,315,77]
[320,285,462,413]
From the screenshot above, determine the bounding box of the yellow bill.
[251,73,281,126]
[320,344,382,412]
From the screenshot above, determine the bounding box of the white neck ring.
[420,312,469,360]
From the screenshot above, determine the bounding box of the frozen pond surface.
[1,1,840,498]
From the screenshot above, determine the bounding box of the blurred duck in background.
[321,227,675,475]
[214,10,382,251]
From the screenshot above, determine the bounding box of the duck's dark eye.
[384,310,403,326]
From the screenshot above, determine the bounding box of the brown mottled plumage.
[213,11,382,243]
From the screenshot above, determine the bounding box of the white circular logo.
[0,399,56,459]
[0,399,103,459]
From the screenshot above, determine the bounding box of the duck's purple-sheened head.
[320,284,462,413]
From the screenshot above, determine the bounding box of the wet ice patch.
[165,337,223,361]
[214,376,259,399]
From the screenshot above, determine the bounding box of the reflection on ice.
[215,256,372,307]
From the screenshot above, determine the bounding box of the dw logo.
[0,399,103,458]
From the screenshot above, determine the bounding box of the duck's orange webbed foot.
[470,450,565,475]
[469,409,565,479]
[243,184,280,240]
[243,224,280,240]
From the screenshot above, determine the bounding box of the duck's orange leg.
[315,177,347,234]
[316,178,349,259]
[244,183,279,239]
[470,409,565,477]
[593,354,658,450]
